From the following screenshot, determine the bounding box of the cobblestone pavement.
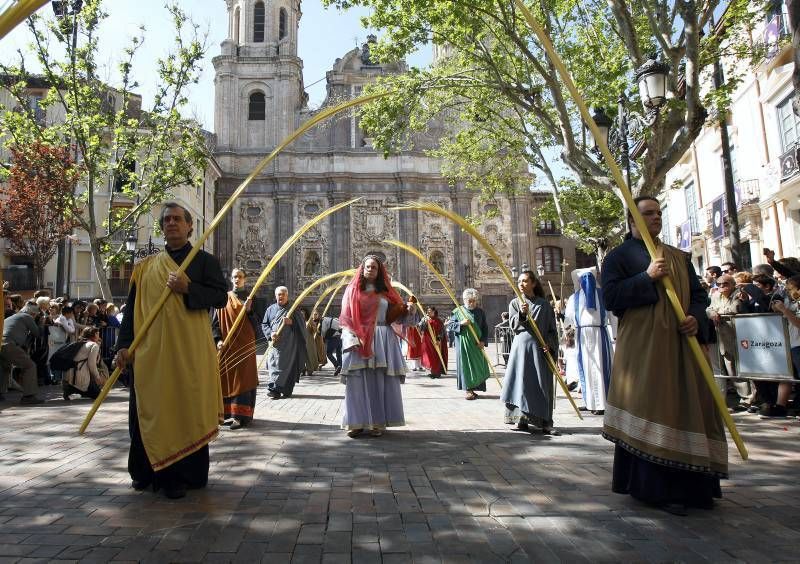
[1,344,799,563]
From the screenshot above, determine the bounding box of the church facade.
[211,0,576,325]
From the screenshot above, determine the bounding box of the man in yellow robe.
[115,202,227,499]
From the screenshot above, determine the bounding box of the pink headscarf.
[339,256,404,359]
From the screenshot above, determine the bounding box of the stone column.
[510,194,534,267]
[451,186,473,290]
[329,184,351,273]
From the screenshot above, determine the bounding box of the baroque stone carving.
[472,198,512,281]
[295,198,329,290]
[235,200,273,275]
[418,198,454,294]
[351,198,398,276]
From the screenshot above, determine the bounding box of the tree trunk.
[88,233,112,300]
[34,262,44,293]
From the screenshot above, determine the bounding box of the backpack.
[49,340,88,371]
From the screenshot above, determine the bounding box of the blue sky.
[0,1,431,131]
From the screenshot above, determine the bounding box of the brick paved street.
[1,345,799,563]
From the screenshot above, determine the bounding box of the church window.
[248,92,266,121]
[279,8,288,40]
[536,246,563,273]
[430,251,446,275]
[253,2,265,43]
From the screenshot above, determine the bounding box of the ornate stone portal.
[351,198,399,275]
[212,0,545,326]
[235,200,273,276]
[295,198,329,290]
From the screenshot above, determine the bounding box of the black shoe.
[515,421,529,432]
[567,382,578,391]
[164,483,187,499]
[578,406,589,412]
[759,404,788,418]
[20,395,44,405]
[333,366,341,376]
[131,479,152,491]
[660,503,688,516]
[229,419,243,430]
[267,390,281,399]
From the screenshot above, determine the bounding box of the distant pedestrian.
[418,306,447,379]
[447,288,489,400]
[261,286,308,399]
[321,314,342,376]
[213,268,259,429]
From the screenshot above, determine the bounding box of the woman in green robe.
[447,288,490,400]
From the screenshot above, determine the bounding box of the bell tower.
[213,0,304,153]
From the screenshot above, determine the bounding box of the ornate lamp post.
[591,54,670,190]
[125,230,137,268]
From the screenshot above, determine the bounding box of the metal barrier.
[99,326,119,367]
[494,324,513,366]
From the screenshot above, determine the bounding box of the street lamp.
[126,230,137,266]
[634,54,670,110]
[591,54,670,189]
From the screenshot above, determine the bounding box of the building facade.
[0,79,217,301]
[661,2,799,273]
[211,0,581,325]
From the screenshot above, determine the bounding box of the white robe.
[564,289,615,411]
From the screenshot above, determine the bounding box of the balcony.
[536,228,561,236]
[763,13,790,62]
[109,277,131,300]
[703,179,761,230]
[2,266,36,291]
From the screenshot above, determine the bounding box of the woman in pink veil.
[339,255,412,437]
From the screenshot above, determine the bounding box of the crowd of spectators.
[0,288,125,404]
[703,249,800,418]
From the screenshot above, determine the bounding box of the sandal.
[347,429,363,438]
[466,391,478,400]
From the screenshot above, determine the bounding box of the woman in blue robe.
[501,270,559,434]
